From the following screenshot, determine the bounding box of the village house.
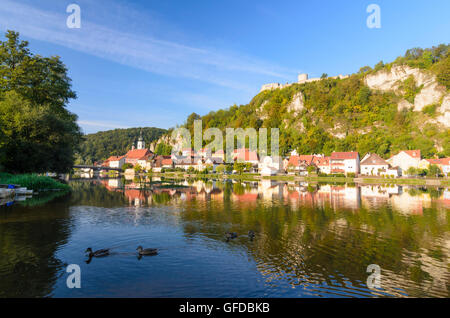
[316,157,331,174]
[204,157,224,172]
[151,155,173,172]
[421,158,450,176]
[107,155,125,169]
[287,155,318,176]
[387,150,421,175]
[259,156,283,176]
[330,152,360,175]
[123,132,153,166]
[360,153,389,176]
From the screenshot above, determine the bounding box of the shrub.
[0,174,70,191]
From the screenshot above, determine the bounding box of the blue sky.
[0,0,449,133]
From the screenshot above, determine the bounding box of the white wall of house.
[361,164,389,176]
[380,168,399,177]
[442,165,449,176]
[318,165,330,174]
[387,152,420,173]
[258,156,282,174]
[344,159,360,174]
[109,157,125,169]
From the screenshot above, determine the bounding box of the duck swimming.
[248,230,255,240]
[225,232,238,242]
[85,247,110,258]
[136,246,158,256]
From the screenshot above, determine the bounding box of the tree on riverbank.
[0,30,81,173]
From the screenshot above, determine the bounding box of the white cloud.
[0,0,294,92]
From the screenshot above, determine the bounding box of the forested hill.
[76,127,166,164]
[178,44,450,159]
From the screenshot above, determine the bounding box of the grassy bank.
[0,173,70,191]
[146,172,450,186]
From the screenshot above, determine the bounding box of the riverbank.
[145,172,450,186]
[0,173,70,191]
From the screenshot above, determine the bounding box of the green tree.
[406,167,418,176]
[134,164,142,174]
[216,164,226,174]
[233,162,246,175]
[427,164,442,177]
[155,142,172,155]
[0,30,81,173]
[122,163,133,171]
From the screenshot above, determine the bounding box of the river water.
[0,178,449,297]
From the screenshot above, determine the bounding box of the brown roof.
[361,153,388,166]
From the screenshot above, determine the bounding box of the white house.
[360,153,389,176]
[387,150,421,175]
[316,157,331,174]
[330,152,360,175]
[108,156,125,169]
[259,156,283,176]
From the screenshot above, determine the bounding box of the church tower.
[137,130,145,150]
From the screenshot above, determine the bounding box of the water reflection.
[0,178,448,298]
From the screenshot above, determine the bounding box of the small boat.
[0,188,15,198]
[15,188,33,195]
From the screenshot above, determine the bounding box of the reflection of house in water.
[258,179,283,202]
[389,187,432,215]
[360,185,392,209]
[282,183,362,211]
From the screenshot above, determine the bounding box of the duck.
[136,246,158,256]
[248,230,255,240]
[225,232,238,242]
[85,247,110,258]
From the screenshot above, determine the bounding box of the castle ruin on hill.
[260,73,349,92]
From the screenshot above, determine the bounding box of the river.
[0,178,449,297]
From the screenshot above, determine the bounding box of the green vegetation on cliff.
[183,44,450,159]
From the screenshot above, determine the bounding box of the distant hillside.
[76,127,166,164]
[168,44,449,159]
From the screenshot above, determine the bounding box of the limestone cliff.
[365,65,449,127]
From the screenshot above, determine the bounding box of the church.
[123,131,154,166]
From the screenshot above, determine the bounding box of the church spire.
[137,129,145,149]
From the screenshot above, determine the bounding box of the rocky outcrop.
[287,92,304,116]
[365,65,449,127]
[437,95,450,127]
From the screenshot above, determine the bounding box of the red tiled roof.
[402,150,421,159]
[107,155,125,162]
[331,152,359,160]
[427,158,450,165]
[162,158,173,165]
[316,157,330,166]
[125,149,152,160]
[288,155,316,166]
